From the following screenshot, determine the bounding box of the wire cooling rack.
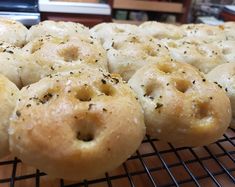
[0,127,234,187]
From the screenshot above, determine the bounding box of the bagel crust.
[128,61,231,147]
[26,20,89,42]
[207,63,235,128]
[20,35,108,86]
[9,66,145,180]
[0,75,19,158]
[0,18,28,47]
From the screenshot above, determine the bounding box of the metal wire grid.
[0,127,234,187]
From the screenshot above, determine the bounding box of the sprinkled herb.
[209,97,213,100]
[50,66,55,70]
[88,104,94,110]
[155,103,163,109]
[16,111,21,117]
[166,83,170,86]
[101,79,106,84]
[112,77,119,84]
[26,104,31,108]
[70,72,74,75]
[103,108,107,112]
[225,88,228,92]
[202,79,206,82]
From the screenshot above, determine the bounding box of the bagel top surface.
[9,65,145,180]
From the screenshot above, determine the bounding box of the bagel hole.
[77,132,94,142]
[75,86,93,101]
[31,40,44,54]
[195,101,210,119]
[174,79,191,93]
[58,46,79,62]
[157,63,174,74]
[145,46,158,57]
[99,84,115,96]
[145,82,157,98]
[75,118,97,142]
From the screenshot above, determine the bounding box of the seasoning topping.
[155,103,163,109]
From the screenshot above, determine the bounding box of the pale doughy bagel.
[90,23,139,44]
[162,38,226,73]
[0,74,19,158]
[9,66,146,180]
[27,20,89,42]
[207,63,235,128]
[139,21,184,39]
[128,61,231,147]
[0,17,28,47]
[102,34,171,81]
[221,22,235,40]
[0,42,22,88]
[181,24,226,42]
[213,40,235,63]
[20,35,108,86]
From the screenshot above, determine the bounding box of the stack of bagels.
[0,17,234,181]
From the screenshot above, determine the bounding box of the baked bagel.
[222,22,235,40]
[103,34,171,80]
[26,20,89,42]
[181,23,226,42]
[162,38,226,73]
[20,35,108,86]
[139,21,184,39]
[213,40,235,63]
[90,23,138,44]
[0,74,19,158]
[0,17,28,47]
[207,63,235,128]
[128,60,231,147]
[9,65,146,180]
[0,42,22,88]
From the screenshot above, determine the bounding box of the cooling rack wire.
[0,127,234,187]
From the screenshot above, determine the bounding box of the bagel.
[0,17,28,47]
[26,20,89,42]
[181,23,226,42]
[0,74,19,158]
[0,42,22,88]
[162,38,226,73]
[9,65,146,180]
[102,34,171,80]
[128,60,231,147]
[90,23,138,44]
[221,22,235,40]
[213,40,235,63]
[207,63,235,128]
[20,35,108,86]
[139,21,184,39]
